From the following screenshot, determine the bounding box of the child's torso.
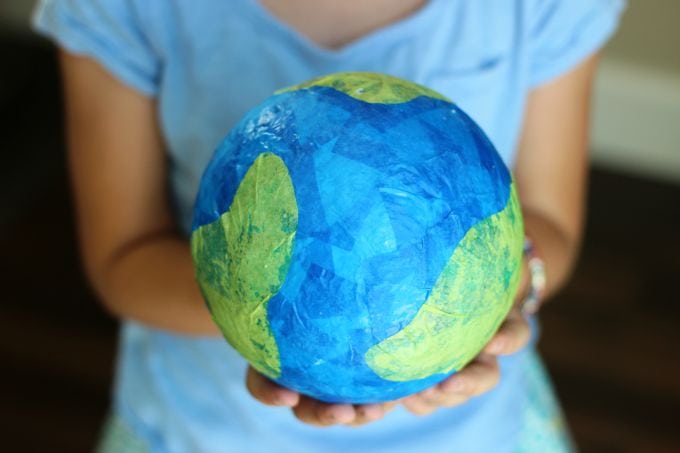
[152,0,528,233]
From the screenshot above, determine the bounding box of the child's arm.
[61,51,392,425]
[397,53,601,416]
[60,51,219,336]
[513,55,599,298]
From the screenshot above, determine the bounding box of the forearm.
[514,54,600,302]
[59,52,220,336]
[521,206,582,300]
[92,231,221,336]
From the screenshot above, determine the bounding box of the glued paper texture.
[191,73,523,403]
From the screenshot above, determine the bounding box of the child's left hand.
[247,300,531,426]
[248,264,532,426]
[399,301,531,416]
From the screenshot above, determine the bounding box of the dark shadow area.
[541,169,680,452]
[1,33,678,452]
[0,33,116,452]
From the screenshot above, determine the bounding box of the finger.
[439,354,500,398]
[245,367,299,407]
[411,380,470,409]
[347,399,403,427]
[291,397,325,426]
[483,309,531,356]
[411,386,441,406]
[401,394,438,416]
[347,403,385,427]
[293,397,356,426]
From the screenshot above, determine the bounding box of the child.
[34,0,625,451]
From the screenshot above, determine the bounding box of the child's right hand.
[246,367,399,427]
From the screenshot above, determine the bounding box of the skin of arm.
[60,51,220,336]
[513,56,598,299]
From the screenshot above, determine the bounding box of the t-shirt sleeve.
[32,0,160,96]
[528,0,626,87]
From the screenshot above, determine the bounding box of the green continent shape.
[365,184,524,381]
[277,72,451,104]
[191,152,298,379]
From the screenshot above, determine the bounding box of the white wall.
[605,0,680,75]
[592,60,680,184]
[591,0,680,183]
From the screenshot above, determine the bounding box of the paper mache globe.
[190,72,524,404]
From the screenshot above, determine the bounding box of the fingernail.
[420,387,437,398]
[358,405,382,421]
[440,378,465,393]
[274,391,298,406]
[327,406,355,424]
[488,338,505,354]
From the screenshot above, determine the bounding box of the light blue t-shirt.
[34,1,623,452]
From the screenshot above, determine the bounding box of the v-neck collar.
[243,0,441,60]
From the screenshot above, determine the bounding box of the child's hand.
[246,259,531,424]
[400,302,531,416]
[246,367,400,427]
[246,300,531,423]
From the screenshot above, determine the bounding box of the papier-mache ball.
[190,72,524,404]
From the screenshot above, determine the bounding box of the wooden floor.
[1,34,679,452]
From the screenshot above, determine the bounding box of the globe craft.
[190,72,524,404]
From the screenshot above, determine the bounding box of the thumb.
[245,366,300,407]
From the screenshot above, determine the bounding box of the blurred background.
[1,1,678,451]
